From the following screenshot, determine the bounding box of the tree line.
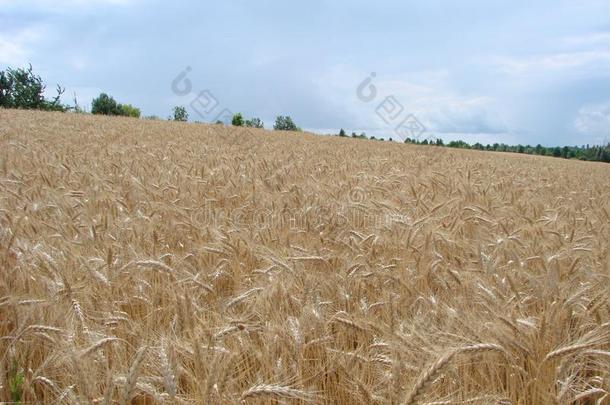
[1,64,608,163]
[401,136,610,163]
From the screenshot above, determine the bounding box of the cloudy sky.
[2,0,610,145]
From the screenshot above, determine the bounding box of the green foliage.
[0,64,66,111]
[92,93,141,118]
[91,93,121,115]
[245,117,264,128]
[273,115,298,131]
[172,106,188,122]
[338,128,346,137]
[231,113,244,127]
[552,147,562,157]
[9,360,24,403]
[120,104,141,118]
[432,136,610,163]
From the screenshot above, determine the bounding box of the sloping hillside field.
[1,109,609,404]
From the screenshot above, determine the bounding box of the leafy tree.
[172,106,188,122]
[91,93,141,118]
[231,113,244,126]
[552,147,562,157]
[0,64,66,111]
[91,93,122,115]
[338,128,346,137]
[273,115,298,131]
[120,104,141,118]
[245,117,264,128]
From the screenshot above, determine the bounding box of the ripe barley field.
[0,109,609,404]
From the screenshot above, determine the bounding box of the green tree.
[120,104,141,118]
[245,117,264,128]
[273,115,298,131]
[231,113,244,126]
[338,128,346,137]
[0,64,66,111]
[172,106,188,121]
[91,93,141,117]
[91,93,121,115]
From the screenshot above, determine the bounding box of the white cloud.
[0,27,45,65]
[491,51,610,76]
[307,65,510,142]
[575,102,610,144]
[563,32,610,46]
[0,0,130,7]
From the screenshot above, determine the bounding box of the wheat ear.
[403,344,506,405]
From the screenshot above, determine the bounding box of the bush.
[172,106,188,122]
[231,113,244,127]
[91,93,141,118]
[0,64,66,111]
[245,117,264,128]
[91,93,121,115]
[273,116,298,131]
[120,104,141,118]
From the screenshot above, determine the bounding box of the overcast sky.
[2,0,610,145]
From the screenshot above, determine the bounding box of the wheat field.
[0,109,609,404]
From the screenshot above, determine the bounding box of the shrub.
[232,113,244,127]
[91,94,141,117]
[273,116,298,131]
[120,104,141,118]
[0,64,66,111]
[172,106,188,122]
[91,93,121,115]
[245,117,264,128]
